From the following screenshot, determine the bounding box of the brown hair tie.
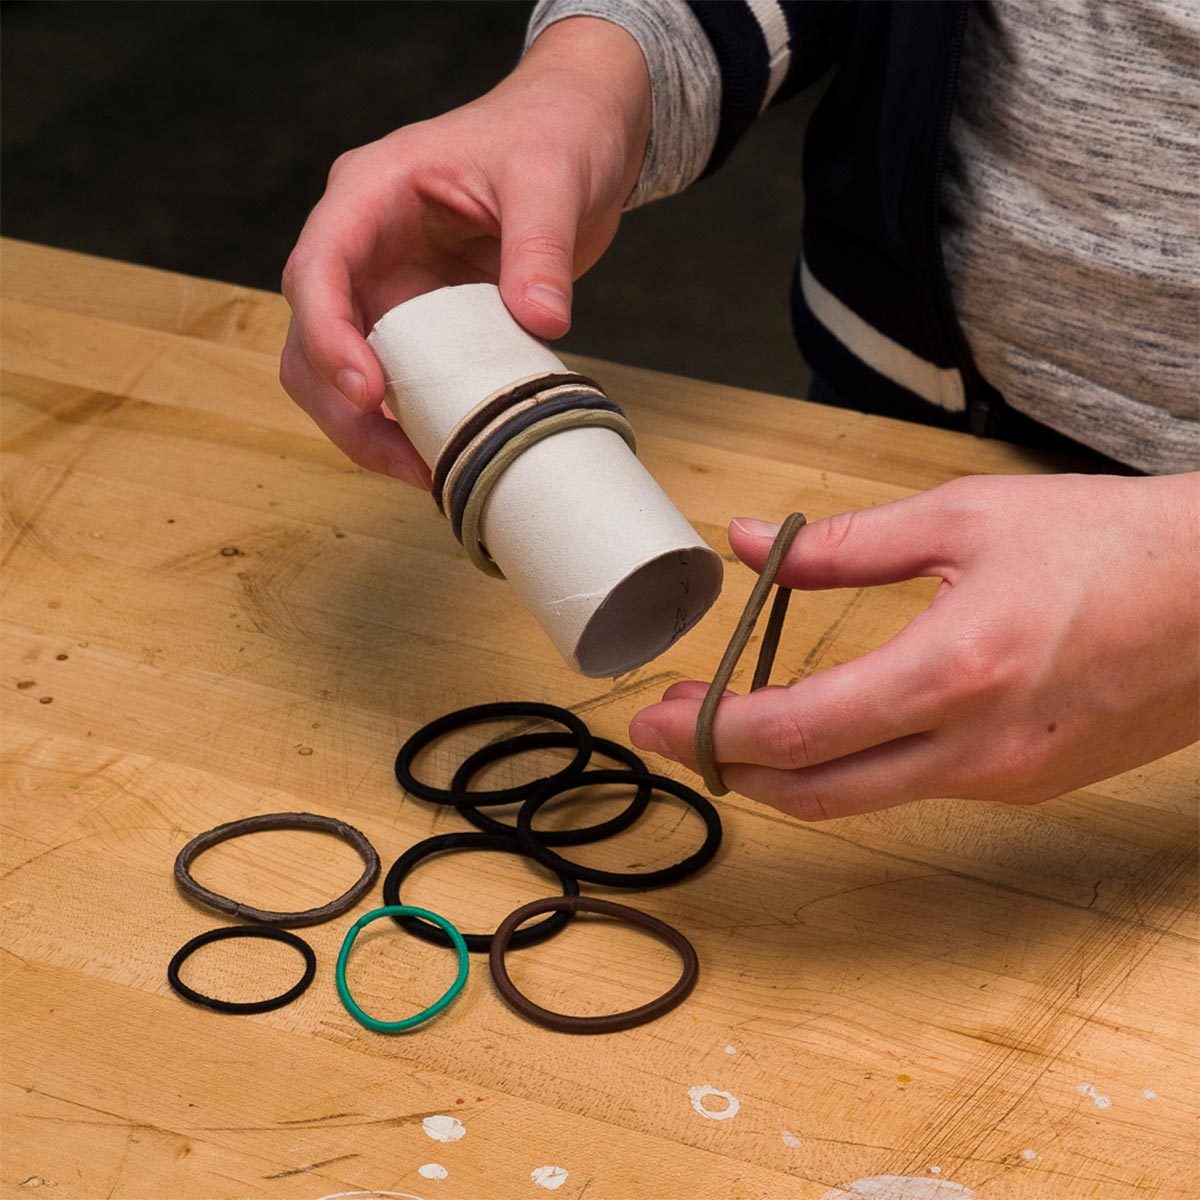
[431,371,603,511]
[694,513,807,797]
[489,895,699,1033]
[173,812,380,927]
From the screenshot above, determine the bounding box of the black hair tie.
[516,770,722,888]
[381,831,580,952]
[167,925,316,1015]
[394,702,591,807]
[452,731,652,844]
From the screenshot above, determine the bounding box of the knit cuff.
[524,0,720,209]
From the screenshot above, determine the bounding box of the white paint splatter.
[1142,1088,1157,1100]
[530,1165,568,1190]
[314,1192,431,1200]
[417,1164,448,1181]
[781,1130,801,1147]
[421,1115,466,1143]
[820,1177,976,1200]
[1076,1082,1111,1109]
[687,1084,740,1121]
[1020,1149,1037,1162]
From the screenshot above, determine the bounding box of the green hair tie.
[336,904,469,1033]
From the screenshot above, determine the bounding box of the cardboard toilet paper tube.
[368,283,724,677]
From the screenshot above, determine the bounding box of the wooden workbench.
[2,239,1195,1200]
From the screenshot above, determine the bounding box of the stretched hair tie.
[459,409,636,578]
[431,371,603,510]
[694,513,807,796]
[425,368,635,579]
[439,383,608,516]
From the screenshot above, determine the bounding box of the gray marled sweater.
[526,0,1199,475]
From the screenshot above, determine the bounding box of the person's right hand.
[279,17,651,487]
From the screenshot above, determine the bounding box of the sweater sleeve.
[524,1,853,206]
[686,1,854,176]
[524,0,721,209]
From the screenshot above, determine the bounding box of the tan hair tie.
[695,512,807,796]
[461,410,637,578]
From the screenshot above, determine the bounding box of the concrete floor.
[2,0,821,399]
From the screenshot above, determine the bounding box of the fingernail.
[525,284,570,324]
[629,719,667,755]
[388,460,427,489]
[336,368,370,410]
[731,517,781,538]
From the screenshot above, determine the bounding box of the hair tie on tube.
[515,769,722,888]
[452,731,652,844]
[394,701,592,806]
[167,925,317,1015]
[431,371,604,509]
[438,383,608,517]
[335,904,469,1034]
[489,895,699,1033]
[173,812,381,927]
[694,513,807,797]
[381,831,580,953]
[458,409,637,579]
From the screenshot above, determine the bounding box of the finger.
[497,172,580,339]
[631,615,942,772]
[280,322,430,486]
[659,680,741,704]
[729,489,970,591]
[720,732,946,820]
[282,196,386,413]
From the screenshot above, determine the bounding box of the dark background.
[1,0,824,398]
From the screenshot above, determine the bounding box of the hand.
[631,472,1200,820]
[279,17,650,486]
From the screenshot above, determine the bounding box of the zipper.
[928,2,994,436]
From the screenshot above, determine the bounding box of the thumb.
[729,491,963,590]
[497,178,580,340]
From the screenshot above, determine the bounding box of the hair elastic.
[382,831,580,952]
[489,895,699,1033]
[335,904,469,1033]
[516,769,722,889]
[431,371,603,508]
[447,391,624,542]
[167,924,317,1015]
[452,731,652,844]
[694,512,807,795]
[173,811,380,927]
[394,702,591,806]
[458,409,637,578]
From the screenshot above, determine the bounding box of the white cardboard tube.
[368,284,723,677]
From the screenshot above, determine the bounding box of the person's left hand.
[629,471,1200,820]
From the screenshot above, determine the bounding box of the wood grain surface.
[2,239,1196,1200]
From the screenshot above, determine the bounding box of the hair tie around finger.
[694,512,807,796]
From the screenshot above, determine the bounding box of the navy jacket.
[689,0,1056,447]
